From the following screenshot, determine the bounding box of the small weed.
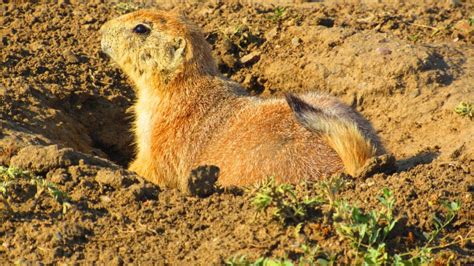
[245,178,469,264]
[393,200,462,264]
[454,102,473,119]
[225,243,335,266]
[299,243,336,266]
[252,177,324,224]
[332,187,465,264]
[0,165,71,214]
[469,17,474,27]
[225,256,293,266]
[269,7,287,22]
[320,175,346,207]
[31,176,72,214]
[423,200,461,245]
[333,188,398,254]
[408,34,420,43]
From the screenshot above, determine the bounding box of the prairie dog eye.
[133,24,150,34]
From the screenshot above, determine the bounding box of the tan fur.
[319,119,376,176]
[100,10,385,190]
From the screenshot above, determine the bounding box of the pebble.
[376,47,392,55]
[291,37,301,47]
[240,50,260,64]
[82,14,96,24]
[63,50,79,64]
[265,27,278,40]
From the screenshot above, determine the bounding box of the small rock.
[291,37,301,47]
[82,14,96,24]
[63,50,79,64]
[365,178,375,187]
[95,169,134,188]
[99,195,112,203]
[376,47,392,55]
[265,27,278,40]
[240,50,260,64]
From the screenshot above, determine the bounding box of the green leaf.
[352,208,370,224]
[432,215,443,229]
[448,201,460,211]
[316,258,330,266]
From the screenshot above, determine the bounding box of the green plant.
[252,177,324,224]
[332,187,466,264]
[468,17,474,26]
[424,200,461,245]
[320,175,346,207]
[31,175,71,214]
[454,102,473,119]
[333,188,398,254]
[392,201,462,265]
[0,165,71,214]
[225,243,335,266]
[408,34,419,43]
[299,243,336,266]
[269,7,287,22]
[225,256,293,266]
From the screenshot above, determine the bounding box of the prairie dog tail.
[285,93,376,176]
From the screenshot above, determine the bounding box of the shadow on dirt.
[396,149,440,172]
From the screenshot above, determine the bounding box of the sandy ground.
[0,0,473,264]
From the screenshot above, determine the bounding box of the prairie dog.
[100,10,385,190]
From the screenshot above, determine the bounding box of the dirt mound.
[1,0,473,264]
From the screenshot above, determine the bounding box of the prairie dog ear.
[169,37,186,67]
[173,37,186,57]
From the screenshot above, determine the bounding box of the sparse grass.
[332,188,400,264]
[268,7,287,22]
[242,177,470,265]
[408,34,420,43]
[0,165,71,214]
[333,188,398,252]
[225,255,293,266]
[332,188,466,264]
[252,177,324,224]
[225,243,335,266]
[454,102,473,119]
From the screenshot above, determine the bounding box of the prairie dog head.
[100,10,217,86]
